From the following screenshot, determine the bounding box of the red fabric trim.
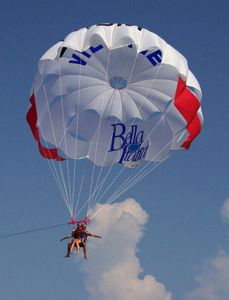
[174,76,202,149]
[26,94,39,141]
[26,94,64,161]
[182,114,202,149]
[174,77,200,124]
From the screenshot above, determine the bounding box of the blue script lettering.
[109,123,148,165]
[118,142,149,165]
[109,123,126,151]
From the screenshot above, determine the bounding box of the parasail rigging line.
[91,155,169,220]
[84,42,172,218]
[48,30,166,217]
[98,129,179,207]
[86,91,123,213]
[58,60,72,214]
[39,62,72,214]
[90,130,179,220]
[0,222,68,239]
[87,48,168,211]
[71,55,84,214]
[38,124,71,213]
[103,158,167,207]
[91,47,177,212]
[73,168,86,218]
[86,37,115,214]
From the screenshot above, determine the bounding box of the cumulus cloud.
[220,198,229,223]
[185,199,229,300]
[79,198,171,300]
[185,250,229,300]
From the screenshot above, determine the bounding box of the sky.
[0,0,228,299]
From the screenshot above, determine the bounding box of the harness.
[72,228,87,242]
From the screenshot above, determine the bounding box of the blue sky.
[0,1,228,299]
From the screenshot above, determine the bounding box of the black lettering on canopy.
[117,24,142,31]
[96,23,114,26]
[86,23,142,31]
[59,47,67,58]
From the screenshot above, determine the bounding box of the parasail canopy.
[27,23,203,219]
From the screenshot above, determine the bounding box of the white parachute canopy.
[27,23,202,219]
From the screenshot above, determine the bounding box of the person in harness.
[77,223,102,259]
[60,223,82,257]
[60,221,102,259]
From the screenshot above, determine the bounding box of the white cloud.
[79,198,172,300]
[220,198,229,223]
[185,250,229,300]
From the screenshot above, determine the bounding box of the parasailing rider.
[60,220,101,259]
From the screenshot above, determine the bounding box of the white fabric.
[32,24,202,166]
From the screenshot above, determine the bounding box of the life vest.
[71,227,87,242]
[71,228,81,239]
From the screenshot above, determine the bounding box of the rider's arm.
[87,232,102,238]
